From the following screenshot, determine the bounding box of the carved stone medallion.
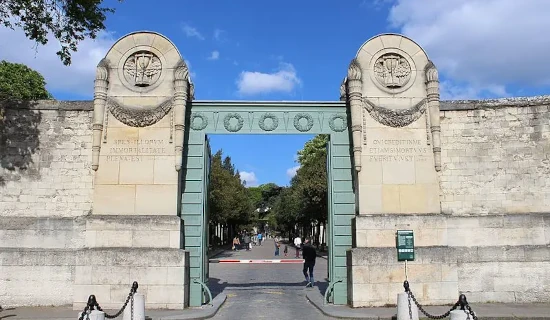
[123,51,162,88]
[373,53,411,89]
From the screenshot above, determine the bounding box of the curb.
[306,291,381,319]
[158,293,227,320]
[306,291,550,320]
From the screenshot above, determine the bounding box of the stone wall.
[1,95,550,308]
[439,96,550,215]
[0,100,94,218]
[347,245,550,307]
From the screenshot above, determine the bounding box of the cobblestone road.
[208,239,331,319]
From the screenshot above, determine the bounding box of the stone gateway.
[0,31,549,309]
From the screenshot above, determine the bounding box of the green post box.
[396,230,415,261]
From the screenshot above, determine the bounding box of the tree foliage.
[0,60,52,101]
[269,134,329,241]
[208,150,254,228]
[0,0,122,65]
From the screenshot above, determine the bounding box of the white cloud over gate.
[236,62,301,96]
[286,165,300,179]
[0,26,114,97]
[387,0,550,98]
[240,171,258,187]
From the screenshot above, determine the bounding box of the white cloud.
[213,29,227,42]
[0,26,114,97]
[240,171,258,186]
[236,62,301,96]
[387,0,550,98]
[182,24,204,40]
[286,166,300,179]
[208,51,220,61]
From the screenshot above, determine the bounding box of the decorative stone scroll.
[346,59,363,172]
[424,60,442,171]
[173,59,191,171]
[91,58,109,171]
[107,98,173,127]
[362,98,427,128]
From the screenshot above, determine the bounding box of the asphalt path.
[208,239,331,319]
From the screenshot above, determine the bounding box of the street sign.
[396,230,415,261]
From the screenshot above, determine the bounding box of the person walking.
[274,238,280,256]
[302,238,317,287]
[244,233,251,251]
[294,235,302,258]
[257,232,263,246]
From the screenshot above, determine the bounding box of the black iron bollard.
[458,293,467,310]
[403,280,410,292]
[131,281,139,294]
[87,295,99,311]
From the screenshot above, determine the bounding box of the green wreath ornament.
[190,113,209,130]
[223,113,244,132]
[258,113,279,131]
[293,113,314,132]
[329,113,347,132]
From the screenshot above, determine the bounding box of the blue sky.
[1,0,549,186]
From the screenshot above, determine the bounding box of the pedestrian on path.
[294,235,302,258]
[244,233,251,251]
[232,236,240,251]
[284,244,288,257]
[257,232,263,245]
[274,238,280,256]
[301,238,317,287]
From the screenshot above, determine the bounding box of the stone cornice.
[2,95,550,112]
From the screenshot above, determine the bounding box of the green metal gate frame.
[180,101,355,307]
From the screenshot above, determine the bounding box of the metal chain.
[131,293,135,320]
[79,282,139,320]
[103,290,134,319]
[409,290,459,319]
[465,304,478,320]
[407,291,413,320]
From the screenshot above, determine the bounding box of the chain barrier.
[78,281,139,320]
[404,280,478,320]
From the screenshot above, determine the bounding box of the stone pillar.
[347,60,363,172]
[425,61,442,171]
[354,34,440,215]
[78,32,190,311]
[348,34,443,308]
[173,60,190,171]
[91,59,109,171]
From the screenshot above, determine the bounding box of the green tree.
[1,0,122,65]
[208,150,254,230]
[297,134,329,166]
[0,61,52,101]
[271,186,302,238]
[286,134,330,242]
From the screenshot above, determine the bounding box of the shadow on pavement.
[208,277,329,298]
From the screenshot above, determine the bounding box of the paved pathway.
[208,239,331,319]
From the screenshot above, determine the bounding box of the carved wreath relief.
[123,51,162,87]
[373,53,411,88]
